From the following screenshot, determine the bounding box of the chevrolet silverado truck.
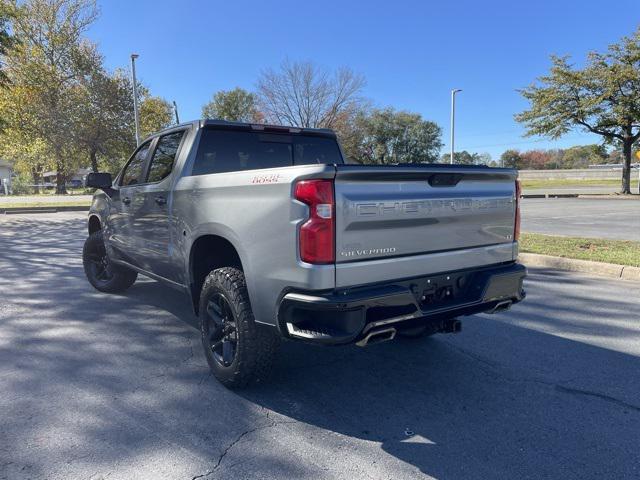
[83,119,526,388]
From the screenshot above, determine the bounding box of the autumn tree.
[202,87,260,122]
[0,2,16,89]
[516,28,640,193]
[1,0,98,193]
[139,94,173,139]
[71,46,136,173]
[257,59,365,129]
[520,150,552,169]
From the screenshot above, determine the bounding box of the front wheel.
[199,267,279,388]
[83,230,137,293]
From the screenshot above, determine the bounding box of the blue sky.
[88,0,639,160]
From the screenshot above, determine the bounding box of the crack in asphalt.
[555,385,640,412]
[191,416,298,480]
[442,340,640,413]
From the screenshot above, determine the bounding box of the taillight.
[294,179,335,264]
[514,179,521,241]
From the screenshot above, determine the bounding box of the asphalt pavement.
[1,212,639,479]
[521,197,640,241]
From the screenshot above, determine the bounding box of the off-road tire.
[199,267,280,388]
[83,230,137,293]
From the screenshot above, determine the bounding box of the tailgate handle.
[428,173,463,187]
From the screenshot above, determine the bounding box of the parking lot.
[521,197,640,241]
[1,212,639,479]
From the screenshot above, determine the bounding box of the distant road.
[523,186,619,196]
[521,197,640,241]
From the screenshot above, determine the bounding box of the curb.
[519,253,640,281]
[522,193,579,199]
[0,205,90,214]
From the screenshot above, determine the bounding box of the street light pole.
[450,89,462,164]
[130,54,141,147]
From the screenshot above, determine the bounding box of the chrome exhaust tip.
[356,327,397,347]
[488,300,513,314]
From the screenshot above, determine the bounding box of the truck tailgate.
[334,165,517,266]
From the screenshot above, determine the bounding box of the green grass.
[521,178,621,189]
[520,232,640,266]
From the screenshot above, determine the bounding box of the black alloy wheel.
[204,293,238,367]
[85,234,114,285]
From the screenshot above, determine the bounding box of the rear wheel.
[199,267,279,388]
[83,230,137,293]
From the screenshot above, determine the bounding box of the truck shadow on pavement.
[1,214,639,479]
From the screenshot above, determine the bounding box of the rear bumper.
[277,262,526,345]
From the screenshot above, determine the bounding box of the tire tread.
[200,267,279,388]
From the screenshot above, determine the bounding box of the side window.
[121,141,151,186]
[192,130,292,175]
[147,131,185,183]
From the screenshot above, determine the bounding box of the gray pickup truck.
[83,119,526,387]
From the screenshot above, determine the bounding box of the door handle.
[122,196,131,205]
[155,196,167,206]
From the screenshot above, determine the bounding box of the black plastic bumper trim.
[278,262,527,345]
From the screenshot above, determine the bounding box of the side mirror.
[85,172,113,189]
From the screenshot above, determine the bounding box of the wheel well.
[88,215,101,234]
[190,235,243,314]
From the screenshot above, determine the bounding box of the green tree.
[560,144,608,169]
[516,28,640,193]
[202,87,260,122]
[139,95,173,139]
[440,150,480,165]
[500,149,523,169]
[477,152,492,165]
[350,107,442,164]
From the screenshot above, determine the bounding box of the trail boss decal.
[251,173,282,184]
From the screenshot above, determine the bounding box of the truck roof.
[143,119,337,143]
[200,119,337,138]
[143,118,337,140]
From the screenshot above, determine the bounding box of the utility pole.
[450,89,462,164]
[130,54,141,146]
[172,100,180,124]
